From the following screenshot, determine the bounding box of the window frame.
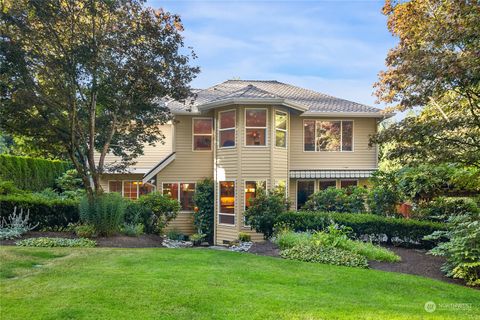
[108,180,156,200]
[218,109,236,149]
[274,110,288,149]
[218,180,236,226]
[192,117,213,152]
[296,179,316,210]
[318,179,337,191]
[243,179,267,227]
[302,119,354,152]
[244,108,268,147]
[161,181,197,212]
[340,179,359,189]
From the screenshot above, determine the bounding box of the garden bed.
[248,241,472,287]
[0,231,164,248]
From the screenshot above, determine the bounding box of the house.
[98,80,392,244]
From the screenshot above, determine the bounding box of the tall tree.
[373,0,480,166]
[0,0,199,196]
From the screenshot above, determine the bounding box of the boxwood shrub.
[277,211,446,248]
[0,194,79,230]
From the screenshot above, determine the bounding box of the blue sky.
[147,0,397,109]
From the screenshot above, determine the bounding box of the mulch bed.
[248,241,471,287]
[0,231,163,248]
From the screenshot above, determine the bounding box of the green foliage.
[192,178,214,243]
[54,169,84,200]
[0,194,79,230]
[281,245,368,268]
[244,189,289,239]
[0,180,22,195]
[277,211,445,248]
[426,210,480,287]
[238,232,251,242]
[190,233,206,245]
[0,155,70,192]
[16,237,96,248]
[414,197,480,222]
[367,171,401,216]
[274,229,312,250]
[303,187,367,213]
[166,229,186,241]
[74,224,96,238]
[79,193,125,236]
[137,192,180,234]
[122,223,144,237]
[0,207,37,240]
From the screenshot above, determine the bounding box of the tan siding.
[289,116,377,169]
[99,174,145,191]
[164,212,195,235]
[94,124,173,171]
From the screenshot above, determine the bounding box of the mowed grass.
[0,247,479,320]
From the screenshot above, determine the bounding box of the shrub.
[0,180,22,195]
[414,197,479,222]
[122,223,144,237]
[79,193,125,236]
[16,237,96,248]
[190,233,206,246]
[0,207,37,240]
[74,224,96,238]
[193,179,214,243]
[303,187,367,213]
[281,245,368,268]
[274,229,311,250]
[244,189,288,239]
[0,154,70,191]
[166,228,186,241]
[367,186,399,217]
[137,192,180,234]
[276,211,445,248]
[0,194,79,230]
[238,232,251,242]
[426,210,480,287]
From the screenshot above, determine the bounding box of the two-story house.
[98,80,392,244]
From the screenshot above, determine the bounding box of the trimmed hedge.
[277,211,447,248]
[0,154,70,191]
[0,194,79,230]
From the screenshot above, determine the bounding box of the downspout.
[213,110,217,245]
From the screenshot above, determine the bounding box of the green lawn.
[0,247,478,320]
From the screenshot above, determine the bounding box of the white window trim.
[192,117,213,152]
[296,179,316,210]
[161,181,196,212]
[244,107,268,147]
[218,109,236,149]
[302,119,355,152]
[218,180,236,226]
[243,179,267,227]
[108,180,156,200]
[274,110,288,149]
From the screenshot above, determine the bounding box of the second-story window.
[245,109,267,146]
[219,110,236,148]
[275,111,287,148]
[193,118,213,151]
[304,120,353,152]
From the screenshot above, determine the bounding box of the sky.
[147,0,397,110]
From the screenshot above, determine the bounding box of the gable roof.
[165,80,391,118]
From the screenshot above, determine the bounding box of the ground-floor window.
[162,182,196,211]
[297,180,315,210]
[219,181,235,225]
[340,180,358,189]
[108,180,156,200]
[319,180,336,190]
[244,180,266,226]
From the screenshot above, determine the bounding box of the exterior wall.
[289,115,378,170]
[94,124,173,172]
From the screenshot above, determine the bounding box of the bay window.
[244,180,266,210]
[219,181,235,225]
[219,110,236,148]
[304,120,353,152]
[245,109,267,146]
[162,182,196,211]
[275,111,287,148]
[193,118,213,151]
